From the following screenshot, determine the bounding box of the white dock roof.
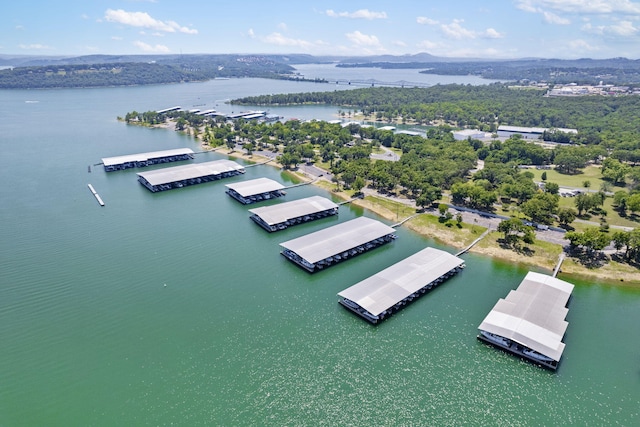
[102,148,194,167]
[249,196,338,225]
[225,177,284,197]
[478,271,574,362]
[136,159,244,186]
[338,247,464,316]
[279,216,395,264]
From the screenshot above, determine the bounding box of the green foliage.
[497,217,535,248]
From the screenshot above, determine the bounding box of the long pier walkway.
[552,252,566,278]
[87,184,105,206]
[338,194,365,206]
[455,228,491,256]
[392,213,421,228]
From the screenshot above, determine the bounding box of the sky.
[4,0,640,59]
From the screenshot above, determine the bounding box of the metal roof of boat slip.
[478,271,574,362]
[249,196,338,225]
[102,148,194,167]
[225,177,284,197]
[136,160,244,186]
[279,216,395,264]
[338,247,464,316]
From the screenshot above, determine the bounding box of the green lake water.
[0,75,639,426]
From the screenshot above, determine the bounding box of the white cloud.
[483,28,504,38]
[542,11,571,24]
[18,43,52,50]
[133,40,170,52]
[417,39,444,50]
[326,9,387,19]
[261,32,314,48]
[417,16,439,25]
[104,9,197,34]
[111,36,123,41]
[345,30,382,47]
[441,19,477,39]
[607,20,638,36]
[568,39,599,51]
[247,28,255,38]
[517,0,640,15]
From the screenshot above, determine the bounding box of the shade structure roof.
[248,196,338,225]
[477,271,574,362]
[225,177,284,197]
[136,160,244,186]
[337,247,464,316]
[279,216,395,264]
[102,148,194,166]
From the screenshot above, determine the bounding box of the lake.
[0,65,639,426]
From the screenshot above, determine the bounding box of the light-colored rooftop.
[249,196,338,225]
[102,148,194,167]
[136,159,244,186]
[225,177,284,197]
[338,247,464,316]
[279,216,395,264]
[498,125,578,134]
[478,271,574,362]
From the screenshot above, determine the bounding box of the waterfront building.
[477,271,574,370]
[279,216,396,273]
[136,159,244,192]
[102,148,194,172]
[225,177,286,204]
[337,247,465,324]
[249,196,338,231]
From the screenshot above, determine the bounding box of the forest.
[336,57,640,85]
[0,55,297,89]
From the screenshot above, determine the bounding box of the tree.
[557,207,577,226]
[544,182,559,195]
[541,171,547,181]
[574,193,595,216]
[497,218,535,248]
[521,192,559,225]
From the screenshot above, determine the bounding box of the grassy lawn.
[558,195,640,228]
[529,165,606,189]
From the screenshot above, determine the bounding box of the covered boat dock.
[137,159,245,192]
[279,216,396,273]
[337,247,465,324]
[477,271,574,370]
[249,196,338,231]
[225,177,286,204]
[102,148,195,172]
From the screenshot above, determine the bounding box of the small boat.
[523,348,555,363]
[480,330,511,347]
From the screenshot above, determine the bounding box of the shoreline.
[186,132,640,287]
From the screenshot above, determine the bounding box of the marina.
[136,159,245,192]
[279,216,396,272]
[101,148,195,172]
[248,196,339,232]
[477,271,574,370]
[337,247,465,324]
[225,177,286,204]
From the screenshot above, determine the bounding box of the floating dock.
[225,177,286,204]
[87,184,104,206]
[477,271,574,370]
[249,196,339,232]
[279,216,396,273]
[136,159,245,192]
[337,247,465,324]
[102,148,195,172]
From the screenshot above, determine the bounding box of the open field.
[528,165,608,189]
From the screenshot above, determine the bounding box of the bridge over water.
[331,79,431,88]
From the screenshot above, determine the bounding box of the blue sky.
[4,0,640,59]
